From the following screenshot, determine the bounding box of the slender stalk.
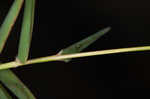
[0,46,150,70]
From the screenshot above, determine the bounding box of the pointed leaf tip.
[103,26,111,32]
[58,26,111,62]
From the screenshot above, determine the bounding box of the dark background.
[1,0,150,99]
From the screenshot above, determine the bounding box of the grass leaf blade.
[0,83,12,99]
[17,0,35,63]
[0,0,24,53]
[58,27,111,62]
[0,69,36,99]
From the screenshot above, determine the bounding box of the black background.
[1,0,150,99]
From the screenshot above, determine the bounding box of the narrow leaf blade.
[0,69,36,99]
[17,0,35,63]
[0,0,24,53]
[58,27,111,62]
[0,84,12,99]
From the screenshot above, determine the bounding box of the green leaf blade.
[0,69,36,99]
[0,0,24,53]
[59,27,111,62]
[0,84,12,99]
[17,0,35,63]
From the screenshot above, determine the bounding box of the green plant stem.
[0,46,150,70]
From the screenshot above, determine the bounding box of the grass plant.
[0,0,149,98]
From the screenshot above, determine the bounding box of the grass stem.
[0,46,150,70]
